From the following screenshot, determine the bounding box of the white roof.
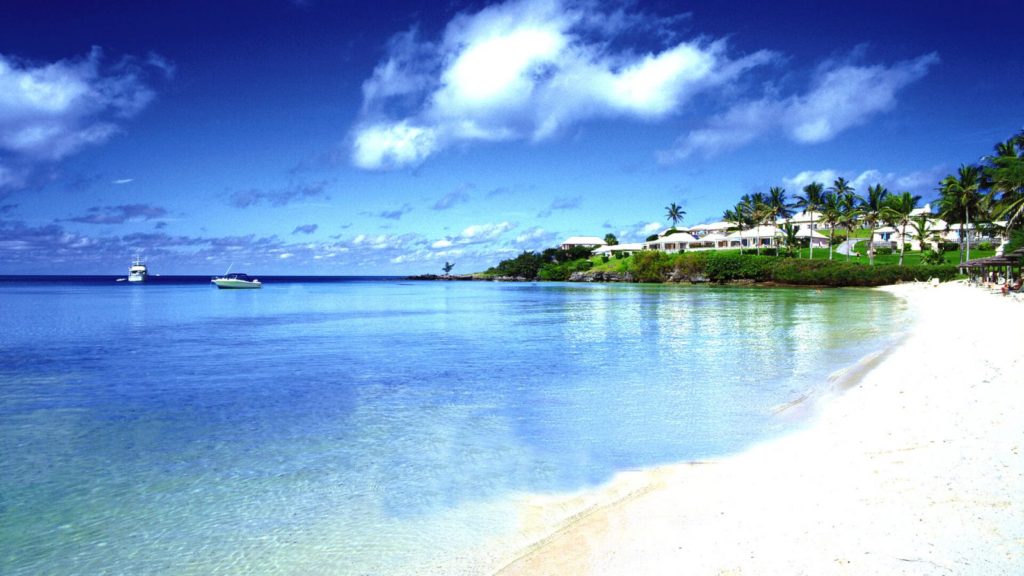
[688,221,733,233]
[727,226,779,239]
[593,242,644,254]
[561,236,606,246]
[795,228,828,239]
[694,232,730,242]
[651,232,697,243]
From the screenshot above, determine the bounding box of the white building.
[645,232,698,253]
[593,242,645,257]
[560,236,607,250]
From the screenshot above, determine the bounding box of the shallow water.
[0,279,903,574]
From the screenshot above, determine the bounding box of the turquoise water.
[0,279,903,574]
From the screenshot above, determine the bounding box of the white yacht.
[128,255,148,283]
[211,273,262,289]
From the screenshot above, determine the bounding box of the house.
[560,236,607,250]
[645,232,697,253]
[593,242,645,257]
[687,221,734,238]
[726,226,780,248]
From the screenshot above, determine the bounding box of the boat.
[211,272,262,289]
[128,255,148,283]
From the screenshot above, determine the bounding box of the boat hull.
[212,279,262,289]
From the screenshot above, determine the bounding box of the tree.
[794,182,825,259]
[881,192,921,266]
[859,184,890,265]
[742,192,769,255]
[909,213,934,252]
[780,223,800,256]
[985,133,1024,232]
[838,193,861,261]
[665,202,686,227]
[442,261,455,275]
[604,233,618,246]
[938,164,983,263]
[766,186,794,221]
[829,177,855,202]
[819,192,843,261]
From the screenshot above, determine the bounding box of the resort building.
[645,232,698,253]
[560,236,607,250]
[593,242,645,257]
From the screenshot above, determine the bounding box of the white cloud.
[783,166,945,196]
[432,221,516,249]
[351,0,775,169]
[0,47,160,161]
[663,52,939,161]
[642,221,663,234]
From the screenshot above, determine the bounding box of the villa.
[560,236,607,250]
[593,242,645,257]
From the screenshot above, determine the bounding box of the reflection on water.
[0,280,902,574]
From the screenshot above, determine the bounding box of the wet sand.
[480,281,1024,575]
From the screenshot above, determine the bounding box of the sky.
[1,0,1022,275]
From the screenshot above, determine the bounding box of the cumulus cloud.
[663,52,939,160]
[432,221,516,248]
[67,203,168,224]
[229,181,330,208]
[350,0,775,169]
[0,47,165,163]
[783,166,946,197]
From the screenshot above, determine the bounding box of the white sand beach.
[477,281,1024,575]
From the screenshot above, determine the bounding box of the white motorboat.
[211,272,262,289]
[128,255,148,282]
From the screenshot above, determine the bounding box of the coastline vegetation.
[480,131,1023,286]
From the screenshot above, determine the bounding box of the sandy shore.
[477,281,1024,575]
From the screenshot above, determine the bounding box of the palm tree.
[838,193,861,261]
[794,182,825,259]
[910,213,934,252]
[881,192,921,266]
[665,202,686,228]
[442,261,455,275]
[829,177,855,203]
[859,184,890,265]
[985,134,1024,231]
[819,192,843,261]
[938,164,983,263]
[780,223,800,256]
[604,233,618,246]
[740,192,771,254]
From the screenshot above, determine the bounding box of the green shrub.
[921,249,946,265]
[940,241,960,252]
[876,246,893,255]
[632,250,672,282]
[976,241,993,251]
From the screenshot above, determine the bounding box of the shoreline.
[460,281,1023,575]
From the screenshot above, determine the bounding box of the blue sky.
[1,0,1021,275]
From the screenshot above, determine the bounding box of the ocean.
[0,277,904,574]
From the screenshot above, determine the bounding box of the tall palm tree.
[938,164,983,263]
[838,193,860,261]
[910,213,934,252]
[665,202,686,228]
[766,186,792,252]
[829,177,855,203]
[881,192,921,266]
[744,192,769,255]
[794,182,825,259]
[859,184,890,265]
[819,192,843,261]
[985,134,1024,231]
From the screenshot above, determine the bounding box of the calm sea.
[0,277,904,574]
